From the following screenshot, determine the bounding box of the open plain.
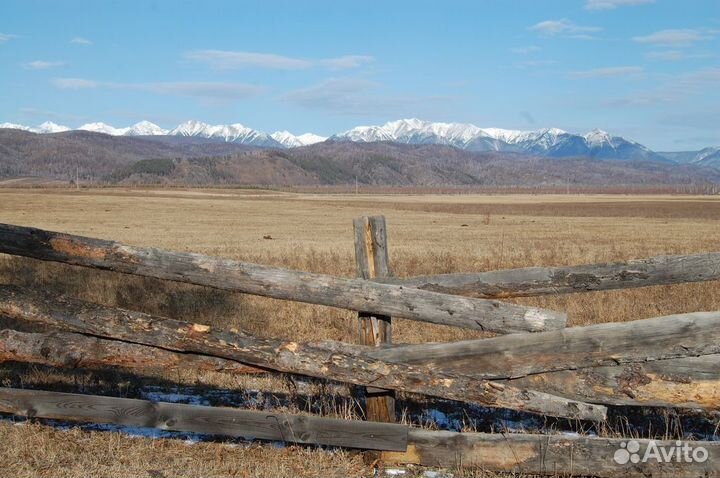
[1,187,719,477]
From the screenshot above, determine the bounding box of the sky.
[1,0,719,151]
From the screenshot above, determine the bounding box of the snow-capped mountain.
[169,120,281,147]
[661,147,720,168]
[125,120,169,136]
[36,121,71,133]
[0,122,33,132]
[0,121,70,133]
[79,122,129,135]
[0,117,702,162]
[333,119,530,150]
[332,119,664,161]
[693,147,720,167]
[335,124,395,143]
[77,121,169,136]
[271,131,327,148]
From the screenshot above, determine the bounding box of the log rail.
[380,252,720,298]
[1,216,720,476]
[0,284,606,421]
[0,223,564,335]
[0,387,717,477]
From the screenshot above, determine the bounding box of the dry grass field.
[1,187,719,477]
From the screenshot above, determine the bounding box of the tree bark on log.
[3,328,713,409]
[383,429,720,477]
[378,252,720,298]
[0,285,605,421]
[0,223,566,334]
[370,311,720,379]
[0,328,264,375]
[501,355,720,408]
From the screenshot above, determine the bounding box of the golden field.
[1,187,720,477]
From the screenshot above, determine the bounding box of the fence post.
[353,215,396,423]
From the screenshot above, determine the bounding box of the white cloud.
[129,82,262,99]
[514,59,557,69]
[529,19,602,37]
[609,67,720,106]
[52,78,98,89]
[184,49,374,70]
[51,77,262,99]
[569,66,644,78]
[676,67,720,87]
[646,50,713,61]
[510,46,540,55]
[283,78,378,110]
[282,78,450,116]
[19,107,86,122]
[185,50,310,70]
[633,29,715,47]
[23,60,65,70]
[585,0,654,10]
[659,110,720,130]
[70,37,93,45]
[318,55,374,70]
[0,33,18,43]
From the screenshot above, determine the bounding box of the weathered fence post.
[354,215,396,423]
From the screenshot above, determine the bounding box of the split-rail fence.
[0,219,719,477]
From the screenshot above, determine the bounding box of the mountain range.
[0,120,322,149]
[2,127,720,189]
[2,118,716,165]
[658,147,720,168]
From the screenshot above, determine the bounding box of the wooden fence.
[0,220,719,477]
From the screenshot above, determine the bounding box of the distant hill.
[660,147,720,168]
[0,129,256,181]
[0,117,692,163]
[108,141,720,187]
[2,129,719,188]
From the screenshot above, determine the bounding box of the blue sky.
[1,0,719,150]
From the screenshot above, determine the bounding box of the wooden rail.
[0,285,606,420]
[500,355,720,408]
[384,429,720,477]
[365,310,720,410]
[2,216,720,475]
[370,310,720,378]
[380,252,720,298]
[3,327,715,409]
[0,388,408,451]
[0,328,264,375]
[3,387,716,477]
[0,223,565,334]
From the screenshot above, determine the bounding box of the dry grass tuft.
[0,421,370,478]
[1,188,719,476]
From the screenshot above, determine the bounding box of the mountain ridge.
[2,128,720,188]
[1,118,717,164]
[331,119,666,162]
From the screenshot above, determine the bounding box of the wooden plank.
[0,328,264,375]
[0,285,606,420]
[369,311,720,379]
[501,355,720,408]
[379,251,720,298]
[384,429,720,477]
[354,216,395,422]
[0,223,566,334]
[0,387,408,451]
